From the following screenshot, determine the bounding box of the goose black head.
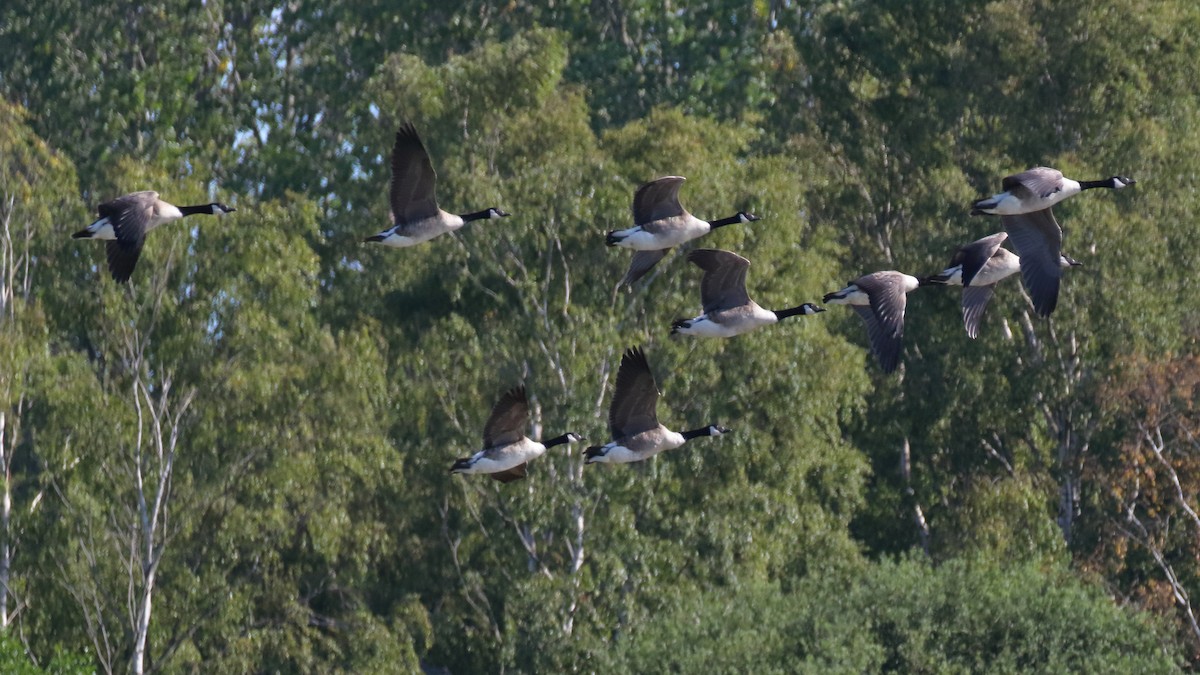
[212,203,236,215]
[1110,176,1136,189]
[738,212,760,223]
[488,207,510,219]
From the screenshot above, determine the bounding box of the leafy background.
[0,0,1198,672]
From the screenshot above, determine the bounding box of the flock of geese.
[70,122,1135,483]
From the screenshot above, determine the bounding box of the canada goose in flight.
[364,122,509,247]
[971,167,1134,216]
[606,176,759,286]
[823,271,926,373]
[671,249,823,338]
[584,347,729,465]
[449,386,582,483]
[71,191,234,283]
[925,231,1086,335]
[924,232,1020,339]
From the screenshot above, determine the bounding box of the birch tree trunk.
[128,375,195,675]
[0,409,10,629]
[0,190,27,630]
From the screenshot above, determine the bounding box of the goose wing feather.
[1002,209,1063,317]
[482,386,530,449]
[632,176,687,224]
[389,122,441,224]
[688,248,752,312]
[610,347,660,437]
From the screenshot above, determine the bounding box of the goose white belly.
[459,437,546,474]
[375,212,464,248]
[598,427,687,463]
[611,215,711,251]
[674,315,747,338]
[592,444,645,464]
[678,306,777,338]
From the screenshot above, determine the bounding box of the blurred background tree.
[0,0,1198,670]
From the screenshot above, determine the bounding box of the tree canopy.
[1,0,1199,671]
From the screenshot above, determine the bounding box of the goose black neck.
[544,433,576,448]
[179,203,217,216]
[773,305,809,320]
[682,426,715,441]
[707,214,742,229]
[460,209,496,222]
[1078,179,1114,190]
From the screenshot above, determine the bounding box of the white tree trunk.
[131,567,155,675]
[129,376,194,675]
[0,193,17,629]
[0,409,10,628]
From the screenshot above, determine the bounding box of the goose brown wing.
[961,285,997,339]
[104,241,145,283]
[1004,167,1064,200]
[632,176,687,224]
[955,232,1008,286]
[852,305,902,374]
[99,193,155,282]
[621,249,670,286]
[688,249,751,312]
[1002,209,1063,317]
[390,122,440,224]
[610,347,660,437]
[854,272,909,339]
[482,386,530,448]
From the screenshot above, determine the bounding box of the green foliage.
[605,557,1184,674]
[0,0,1199,670]
[0,632,92,674]
[0,0,238,190]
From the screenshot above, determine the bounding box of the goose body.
[365,122,509,247]
[607,176,759,286]
[671,306,779,338]
[587,428,690,465]
[823,271,924,373]
[584,347,729,465]
[926,232,1019,288]
[609,216,712,251]
[971,167,1134,216]
[671,249,823,338]
[72,191,234,282]
[449,386,581,483]
[368,209,506,248]
[452,437,551,478]
[929,249,1021,288]
[927,230,1083,334]
[925,233,1021,339]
